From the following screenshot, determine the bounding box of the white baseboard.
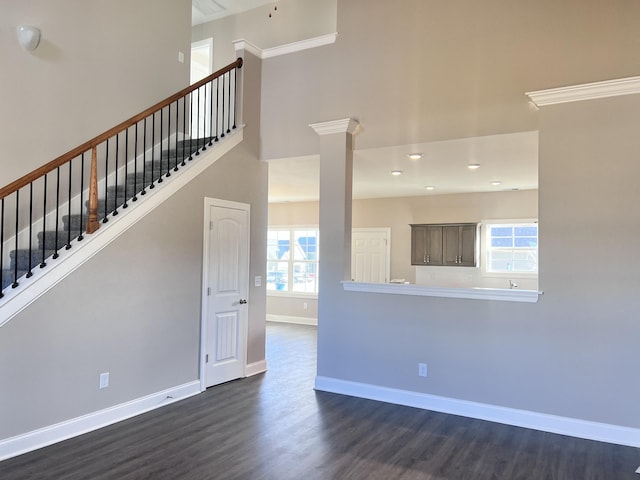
[314,376,640,448]
[266,314,317,326]
[0,381,201,461]
[246,360,267,377]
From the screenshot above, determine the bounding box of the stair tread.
[2,137,218,293]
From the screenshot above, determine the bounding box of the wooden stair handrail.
[0,57,243,201]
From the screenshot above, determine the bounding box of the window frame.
[480,219,539,278]
[267,226,319,297]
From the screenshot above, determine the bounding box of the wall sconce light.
[17,25,41,51]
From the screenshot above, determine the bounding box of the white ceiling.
[268,131,538,203]
[192,0,274,25]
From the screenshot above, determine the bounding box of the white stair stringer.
[0,128,243,328]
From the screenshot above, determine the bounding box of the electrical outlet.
[418,363,428,377]
[255,276,262,287]
[99,372,110,389]
[303,302,308,310]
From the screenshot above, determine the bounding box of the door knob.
[239,299,247,304]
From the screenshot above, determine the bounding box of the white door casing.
[351,228,391,283]
[201,198,250,390]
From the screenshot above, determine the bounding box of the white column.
[309,118,360,330]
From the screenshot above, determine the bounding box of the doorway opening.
[191,38,213,138]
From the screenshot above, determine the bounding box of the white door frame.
[200,197,251,392]
[190,38,213,84]
[191,38,214,138]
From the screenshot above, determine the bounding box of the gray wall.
[192,0,337,71]
[257,0,640,430]
[259,0,640,160]
[0,4,268,442]
[316,94,640,429]
[0,141,267,440]
[0,0,191,186]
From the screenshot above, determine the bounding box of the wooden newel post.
[86,146,100,234]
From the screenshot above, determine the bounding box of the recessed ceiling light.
[391,170,403,176]
[425,185,436,190]
[467,163,481,170]
[407,153,423,160]
[490,180,502,186]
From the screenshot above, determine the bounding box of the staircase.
[1,138,214,291]
[0,57,243,315]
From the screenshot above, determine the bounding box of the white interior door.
[201,198,250,389]
[351,228,391,283]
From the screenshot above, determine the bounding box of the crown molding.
[309,118,361,136]
[233,39,262,58]
[526,76,640,107]
[233,32,338,60]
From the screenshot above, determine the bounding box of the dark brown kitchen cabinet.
[411,223,477,267]
[442,224,476,266]
[411,225,443,265]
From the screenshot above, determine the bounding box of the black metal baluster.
[195,87,201,156]
[189,92,194,160]
[227,71,232,134]
[133,122,138,201]
[0,198,4,297]
[215,77,219,142]
[174,100,180,170]
[26,183,33,278]
[208,80,214,146]
[182,96,187,166]
[103,139,110,223]
[78,153,85,240]
[12,190,19,287]
[40,175,47,267]
[141,118,147,195]
[113,133,120,215]
[233,67,238,130]
[166,104,172,177]
[221,75,226,139]
[151,113,156,188]
[158,108,164,183]
[53,167,60,259]
[123,128,129,208]
[66,160,72,250]
[201,87,208,152]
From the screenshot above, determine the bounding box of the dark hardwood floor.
[1,322,638,479]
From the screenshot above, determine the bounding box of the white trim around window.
[480,219,538,280]
[267,226,319,296]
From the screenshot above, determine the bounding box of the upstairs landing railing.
[0,58,243,299]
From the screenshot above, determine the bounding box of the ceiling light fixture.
[467,163,480,170]
[490,180,502,186]
[391,170,403,176]
[425,186,436,190]
[407,153,423,160]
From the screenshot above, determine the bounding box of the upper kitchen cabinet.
[411,224,477,267]
[410,225,443,266]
